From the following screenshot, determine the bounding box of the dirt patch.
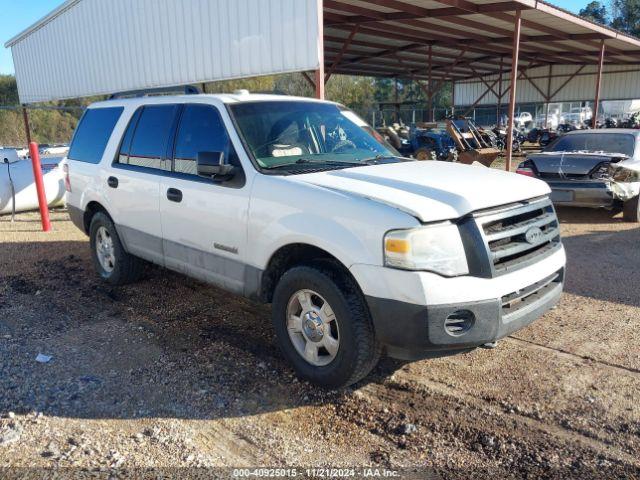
[0,210,639,478]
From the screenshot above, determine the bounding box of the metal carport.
[317,0,640,169]
[6,0,640,170]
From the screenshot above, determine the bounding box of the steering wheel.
[331,139,357,153]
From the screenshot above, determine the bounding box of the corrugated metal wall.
[10,0,321,104]
[455,64,640,106]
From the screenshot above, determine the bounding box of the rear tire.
[271,264,381,389]
[623,196,640,223]
[89,212,143,285]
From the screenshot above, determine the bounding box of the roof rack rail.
[109,85,201,100]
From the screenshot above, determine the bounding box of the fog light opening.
[444,310,475,337]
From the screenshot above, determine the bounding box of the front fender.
[254,212,374,270]
[246,174,419,270]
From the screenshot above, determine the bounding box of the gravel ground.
[0,207,639,479]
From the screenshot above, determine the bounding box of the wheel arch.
[83,201,113,234]
[257,243,360,304]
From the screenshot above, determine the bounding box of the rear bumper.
[365,270,563,361]
[547,181,614,208]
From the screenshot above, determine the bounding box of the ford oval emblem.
[525,227,544,245]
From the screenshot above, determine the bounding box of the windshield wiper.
[263,158,360,170]
[359,155,402,164]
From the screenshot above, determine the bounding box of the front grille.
[475,197,561,276]
[501,270,563,318]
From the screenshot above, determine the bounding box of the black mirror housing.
[197,151,235,180]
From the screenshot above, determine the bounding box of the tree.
[579,1,608,24]
[610,0,640,36]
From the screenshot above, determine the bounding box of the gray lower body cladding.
[68,205,86,232]
[367,269,564,360]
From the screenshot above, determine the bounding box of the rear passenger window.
[122,105,178,171]
[117,108,142,164]
[68,107,124,163]
[174,104,235,175]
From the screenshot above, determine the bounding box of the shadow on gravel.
[561,225,640,307]
[0,240,402,421]
[556,206,624,225]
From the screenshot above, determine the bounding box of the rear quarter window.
[68,107,124,163]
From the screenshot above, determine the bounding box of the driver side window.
[173,104,238,175]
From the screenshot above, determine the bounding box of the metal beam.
[505,10,522,172]
[325,24,359,83]
[316,0,325,99]
[593,40,606,128]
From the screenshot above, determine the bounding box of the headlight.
[384,224,469,276]
[609,165,640,183]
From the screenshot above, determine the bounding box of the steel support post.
[315,0,325,100]
[428,45,433,121]
[497,56,504,126]
[505,10,522,172]
[22,106,32,144]
[451,80,456,117]
[593,40,606,128]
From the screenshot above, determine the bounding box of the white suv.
[64,93,566,388]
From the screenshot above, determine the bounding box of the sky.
[0,0,591,76]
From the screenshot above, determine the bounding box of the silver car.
[517,129,640,222]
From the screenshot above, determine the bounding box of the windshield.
[229,101,397,171]
[544,133,636,157]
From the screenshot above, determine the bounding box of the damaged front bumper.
[609,164,640,202]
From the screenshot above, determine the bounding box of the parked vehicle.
[535,114,559,130]
[492,126,524,152]
[517,129,640,221]
[447,117,500,166]
[539,130,560,148]
[40,144,70,156]
[65,93,566,388]
[1,154,66,216]
[514,112,533,129]
[409,123,458,161]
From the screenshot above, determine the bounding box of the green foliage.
[0,74,84,146]
[0,72,455,145]
[610,0,640,36]
[578,0,640,36]
[0,75,19,105]
[579,1,609,24]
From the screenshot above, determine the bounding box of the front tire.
[271,265,381,389]
[89,212,143,285]
[623,196,640,223]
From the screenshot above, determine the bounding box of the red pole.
[28,142,52,232]
[506,10,522,172]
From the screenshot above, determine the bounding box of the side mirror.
[197,151,235,180]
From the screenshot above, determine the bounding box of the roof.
[323,0,640,81]
[88,93,335,109]
[6,0,640,104]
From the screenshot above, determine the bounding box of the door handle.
[107,176,118,188]
[167,188,183,203]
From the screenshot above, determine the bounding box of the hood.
[291,161,550,223]
[528,152,627,175]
